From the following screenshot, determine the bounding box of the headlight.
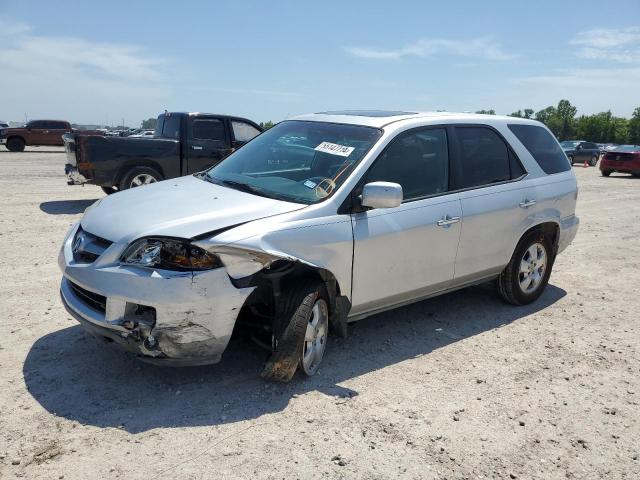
[121,238,221,271]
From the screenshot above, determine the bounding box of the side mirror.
[361,182,403,209]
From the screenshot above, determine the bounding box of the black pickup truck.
[64,112,262,194]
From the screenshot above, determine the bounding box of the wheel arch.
[114,159,165,186]
[234,259,350,339]
[518,221,560,255]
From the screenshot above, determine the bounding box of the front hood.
[81,175,306,242]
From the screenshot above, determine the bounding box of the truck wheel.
[6,137,25,152]
[101,186,117,195]
[497,230,554,305]
[119,167,162,190]
[261,280,329,382]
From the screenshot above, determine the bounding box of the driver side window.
[365,127,449,201]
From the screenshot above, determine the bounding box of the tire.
[590,155,598,167]
[101,186,117,195]
[261,280,329,382]
[6,137,25,152]
[118,166,162,190]
[601,170,612,177]
[497,230,554,305]
[568,155,574,165]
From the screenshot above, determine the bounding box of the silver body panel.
[58,112,579,363]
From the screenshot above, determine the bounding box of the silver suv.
[59,110,579,381]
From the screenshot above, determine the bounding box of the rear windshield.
[509,124,571,174]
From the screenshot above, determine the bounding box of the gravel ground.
[0,147,638,480]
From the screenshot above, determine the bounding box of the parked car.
[58,111,579,381]
[129,130,155,138]
[63,112,262,194]
[0,120,99,152]
[599,145,640,177]
[0,122,9,128]
[560,140,600,166]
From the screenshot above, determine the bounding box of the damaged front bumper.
[58,223,255,365]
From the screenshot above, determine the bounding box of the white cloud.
[513,68,640,116]
[570,27,640,63]
[345,37,517,61]
[0,19,170,125]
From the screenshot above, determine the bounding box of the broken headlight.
[121,238,221,271]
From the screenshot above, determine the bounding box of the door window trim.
[188,116,230,145]
[448,124,528,194]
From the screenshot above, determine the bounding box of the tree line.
[477,100,640,144]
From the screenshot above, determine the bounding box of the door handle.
[191,146,203,150]
[519,199,536,208]
[437,215,460,227]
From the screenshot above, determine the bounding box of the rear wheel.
[6,137,25,152]
[601,170,612,177]
[119,167,162,190]
[590,155,598,166]
[497,231,554,305]
[261,280,329,382]
[568,155,574,165]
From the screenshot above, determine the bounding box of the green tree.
[556,99,577,140]
[509,110,523,118]
[141,117,157,129]
[628,107,640,144]
[523,109,534,119]
[475,109,496,115]
[259,121,275,130]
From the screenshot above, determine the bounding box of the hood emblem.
[72,231,85,254]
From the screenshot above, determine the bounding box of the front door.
[186,117,232,173]
[350,127,462,316]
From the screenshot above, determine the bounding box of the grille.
[72,227,113,263]
[68,281,107,312]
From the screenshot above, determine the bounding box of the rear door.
[186,116,232,173]
[451,126,533,283]
[350,126,462,316]
[45,121,70,146]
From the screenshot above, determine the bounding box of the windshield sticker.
[314,141,355,157]
[303,180,317,189]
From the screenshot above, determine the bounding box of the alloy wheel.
[518,242,547,293]
[301,298,328,375]
[130,174,157,188]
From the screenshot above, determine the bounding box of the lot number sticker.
[314,141,355,157]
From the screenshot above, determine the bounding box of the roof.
[289,110,534,129]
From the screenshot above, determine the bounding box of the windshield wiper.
[218,178,272,198]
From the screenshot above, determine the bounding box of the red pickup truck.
[0,120,93,152]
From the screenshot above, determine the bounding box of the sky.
[0,0,639,126]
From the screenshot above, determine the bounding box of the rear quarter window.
[508,124,570,174]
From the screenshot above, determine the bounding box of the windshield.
[560,141,579,149]
[205,120,382,204]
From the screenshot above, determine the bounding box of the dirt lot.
[0,147,638,480]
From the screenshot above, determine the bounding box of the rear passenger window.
[454,127,517,189]
[508,124,570,174]
[161,114,181,139]
[231,121,260,143]
[365,127,448,201]
[191,119,226,142]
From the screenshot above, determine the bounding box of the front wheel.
[119,166,162,190]
[101,186,117,195]
[568,155,574,165]
[590,155,598,166]
[601,170,612,177]
[261,280,329,382]
[6,137,25,152]
[497,231,554,305]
